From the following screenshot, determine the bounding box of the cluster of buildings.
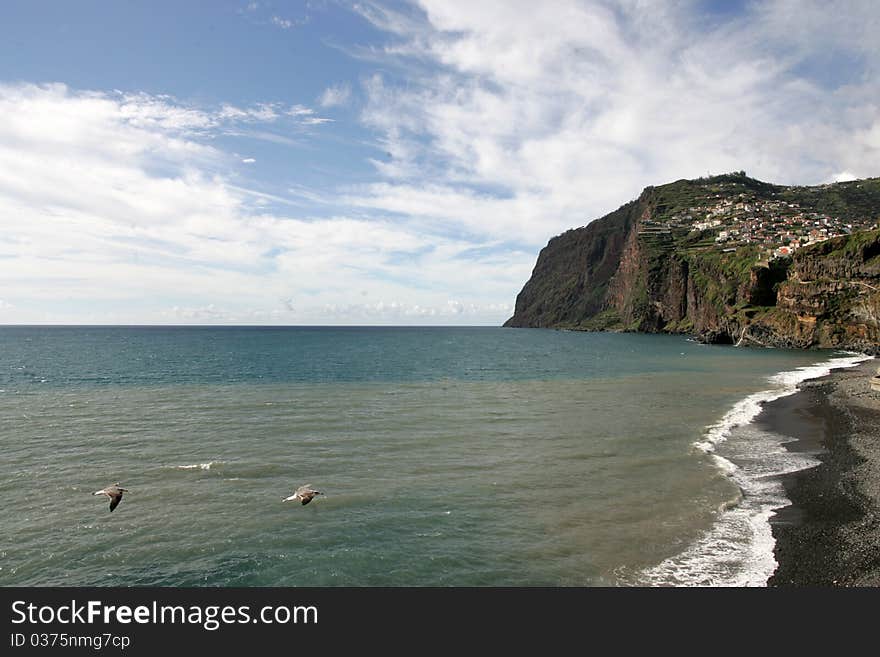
[663,192,877,260]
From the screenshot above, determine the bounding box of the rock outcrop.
[504,174,880,353]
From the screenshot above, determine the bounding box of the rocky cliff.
[504,173,880,353]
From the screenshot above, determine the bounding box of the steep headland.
[505,173,880,353]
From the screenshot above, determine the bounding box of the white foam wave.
[695,352,871,454]
[642,352,872,587]
[175,462,219,471]
[639,444,814,586]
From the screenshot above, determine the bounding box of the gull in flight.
[284,484,323,506]
[93,483,129,512]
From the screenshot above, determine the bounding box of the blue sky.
[0,1,878,325]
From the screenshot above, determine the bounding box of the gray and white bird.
[283,484,323,506]
[93,483,129,512]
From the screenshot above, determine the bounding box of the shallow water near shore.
[0,326,865,586]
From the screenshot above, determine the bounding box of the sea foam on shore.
[769,358,880,586]
[638,352,872,586]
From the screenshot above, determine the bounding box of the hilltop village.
[505,173,880,353]
[639,177,880,261]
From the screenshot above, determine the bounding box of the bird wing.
[296,484,313,493]
[301,495,313,505]
[109,494,122,512]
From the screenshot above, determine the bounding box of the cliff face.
[753,233,880,352]
[503,199,639,328]
[504,174,880,353]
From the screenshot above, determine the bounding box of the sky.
[0,0,878,325]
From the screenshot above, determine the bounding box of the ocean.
[0,326,868,586]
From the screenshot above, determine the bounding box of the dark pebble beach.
[760,359,880,586]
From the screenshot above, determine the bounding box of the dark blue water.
[0,325,826,387]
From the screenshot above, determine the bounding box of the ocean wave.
[174,462,220,471]
[637,493,781,587]
[642,352,873,587]
[694,352,872,454]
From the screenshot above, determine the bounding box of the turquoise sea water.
[0,327,866,586]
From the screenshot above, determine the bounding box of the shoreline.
[760,359,880,586]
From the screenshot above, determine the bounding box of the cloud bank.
[0,82,521,324]
[2,1,879,325]
[351,0,880,241]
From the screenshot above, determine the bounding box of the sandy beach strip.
[760,358,880,586]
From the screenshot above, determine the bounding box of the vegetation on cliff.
[504,173,880,353]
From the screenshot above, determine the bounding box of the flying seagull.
[93,483,129,512]
[283,484,323,506]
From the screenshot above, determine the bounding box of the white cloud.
[351,0,880,245]
[272,16,294,29]
[8,2,879,325]
[288,104,314,116]
[0,82,523,325]
[218,102,279,122]
[313,299,513,323]
[286,104,332,125]
[167,304,226,320]
[319,83,352,108]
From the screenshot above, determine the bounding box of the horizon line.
[0,323,509,328]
